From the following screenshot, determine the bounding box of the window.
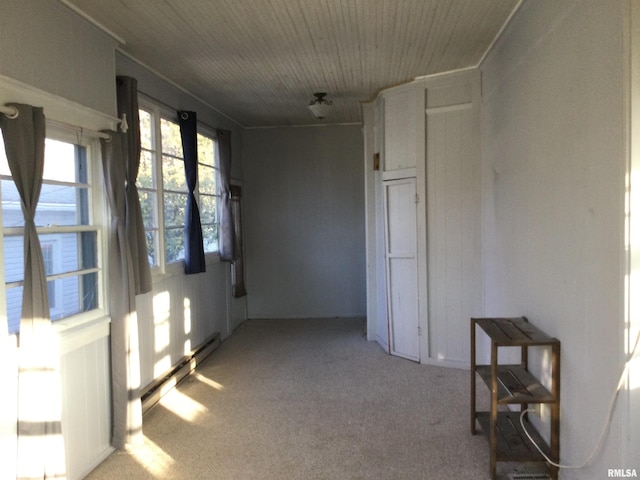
[197,132,219,253]
[1,134,103,334]
[139,101,219,270]
[41,241,60,312]
[161,117,187,263]
[139,109,160,267]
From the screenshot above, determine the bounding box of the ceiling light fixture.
[308,92,332,119]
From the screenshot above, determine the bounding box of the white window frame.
[0,126,108,334]
[196,125,221,255]
[160,114,187,267]
[138,96,220,278]
[139,100,164,272]
[41,238,62,316]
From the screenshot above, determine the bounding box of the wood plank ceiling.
[60,0,521,127]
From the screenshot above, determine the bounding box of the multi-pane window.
[139,102,219,270]
[41,242,58,310]
[139,109,160,267]
[197,133,219,252]
[161,118,187,263]
[0,135,102,334]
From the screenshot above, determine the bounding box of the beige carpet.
[85,318,539,479]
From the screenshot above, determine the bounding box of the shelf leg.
[549,342,561,480]
[490,341,498,480]
[470,318,477,435]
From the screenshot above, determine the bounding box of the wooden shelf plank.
[473,317,560,346]
[475,411,552,462]
[476,365,556,404]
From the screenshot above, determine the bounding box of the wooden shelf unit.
[471,317,560,480]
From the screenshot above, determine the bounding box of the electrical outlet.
[533,403,543,417]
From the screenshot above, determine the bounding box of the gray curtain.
[230,185,247,297]
[116,76,152,295]
[101,131,143,449]
[0,103,67,479]
[216,129,236,261]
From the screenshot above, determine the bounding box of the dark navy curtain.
[178,111,206,274]
[217,129,236,261]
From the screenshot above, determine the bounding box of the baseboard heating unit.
[141,332,222,414]
[508,474,551,480]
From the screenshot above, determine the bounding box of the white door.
[383,177,420,362]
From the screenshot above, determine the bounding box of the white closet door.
[384,177,420,361]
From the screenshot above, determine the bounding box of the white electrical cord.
[519,327,640,469]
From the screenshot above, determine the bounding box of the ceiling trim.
[117,49,245,128]
[58,0,126,45]
[412,66,478,83]
[476,0,525,68]
[245,122,362,131]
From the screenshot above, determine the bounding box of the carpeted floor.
[85,318,540,479]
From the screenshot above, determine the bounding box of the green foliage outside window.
[138,107,219,266]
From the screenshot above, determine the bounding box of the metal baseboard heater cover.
[141,331,222,414]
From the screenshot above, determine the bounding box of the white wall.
[362,102,386,344]
[363,70,482,366]
[422,71,483,366]
[628,0,640,464]
[242,125,366,319]
[59,325,112,480]
[362,100,389,348]
[134,266,231,388]
[0,0,117,116]
[481,0,629,476]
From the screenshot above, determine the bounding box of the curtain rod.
[0,105,19,119]
[47,118,112,141]
[1,104,119,142]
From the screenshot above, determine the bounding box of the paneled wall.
[424,72,482,365]
[135,263,232,388]
[0,336,18,479]
[60,323,112,480]
[628,0,640,462]
[242,125,366,320]
[481,0,629,476]
[0,0,118,116]
[364,70,482,367]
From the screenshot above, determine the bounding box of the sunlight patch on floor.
[159,388,208,422]
[128,435,175,478]
[192,371,225,391]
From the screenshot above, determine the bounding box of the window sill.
[150,252,222,282]
[54,312,110,355]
